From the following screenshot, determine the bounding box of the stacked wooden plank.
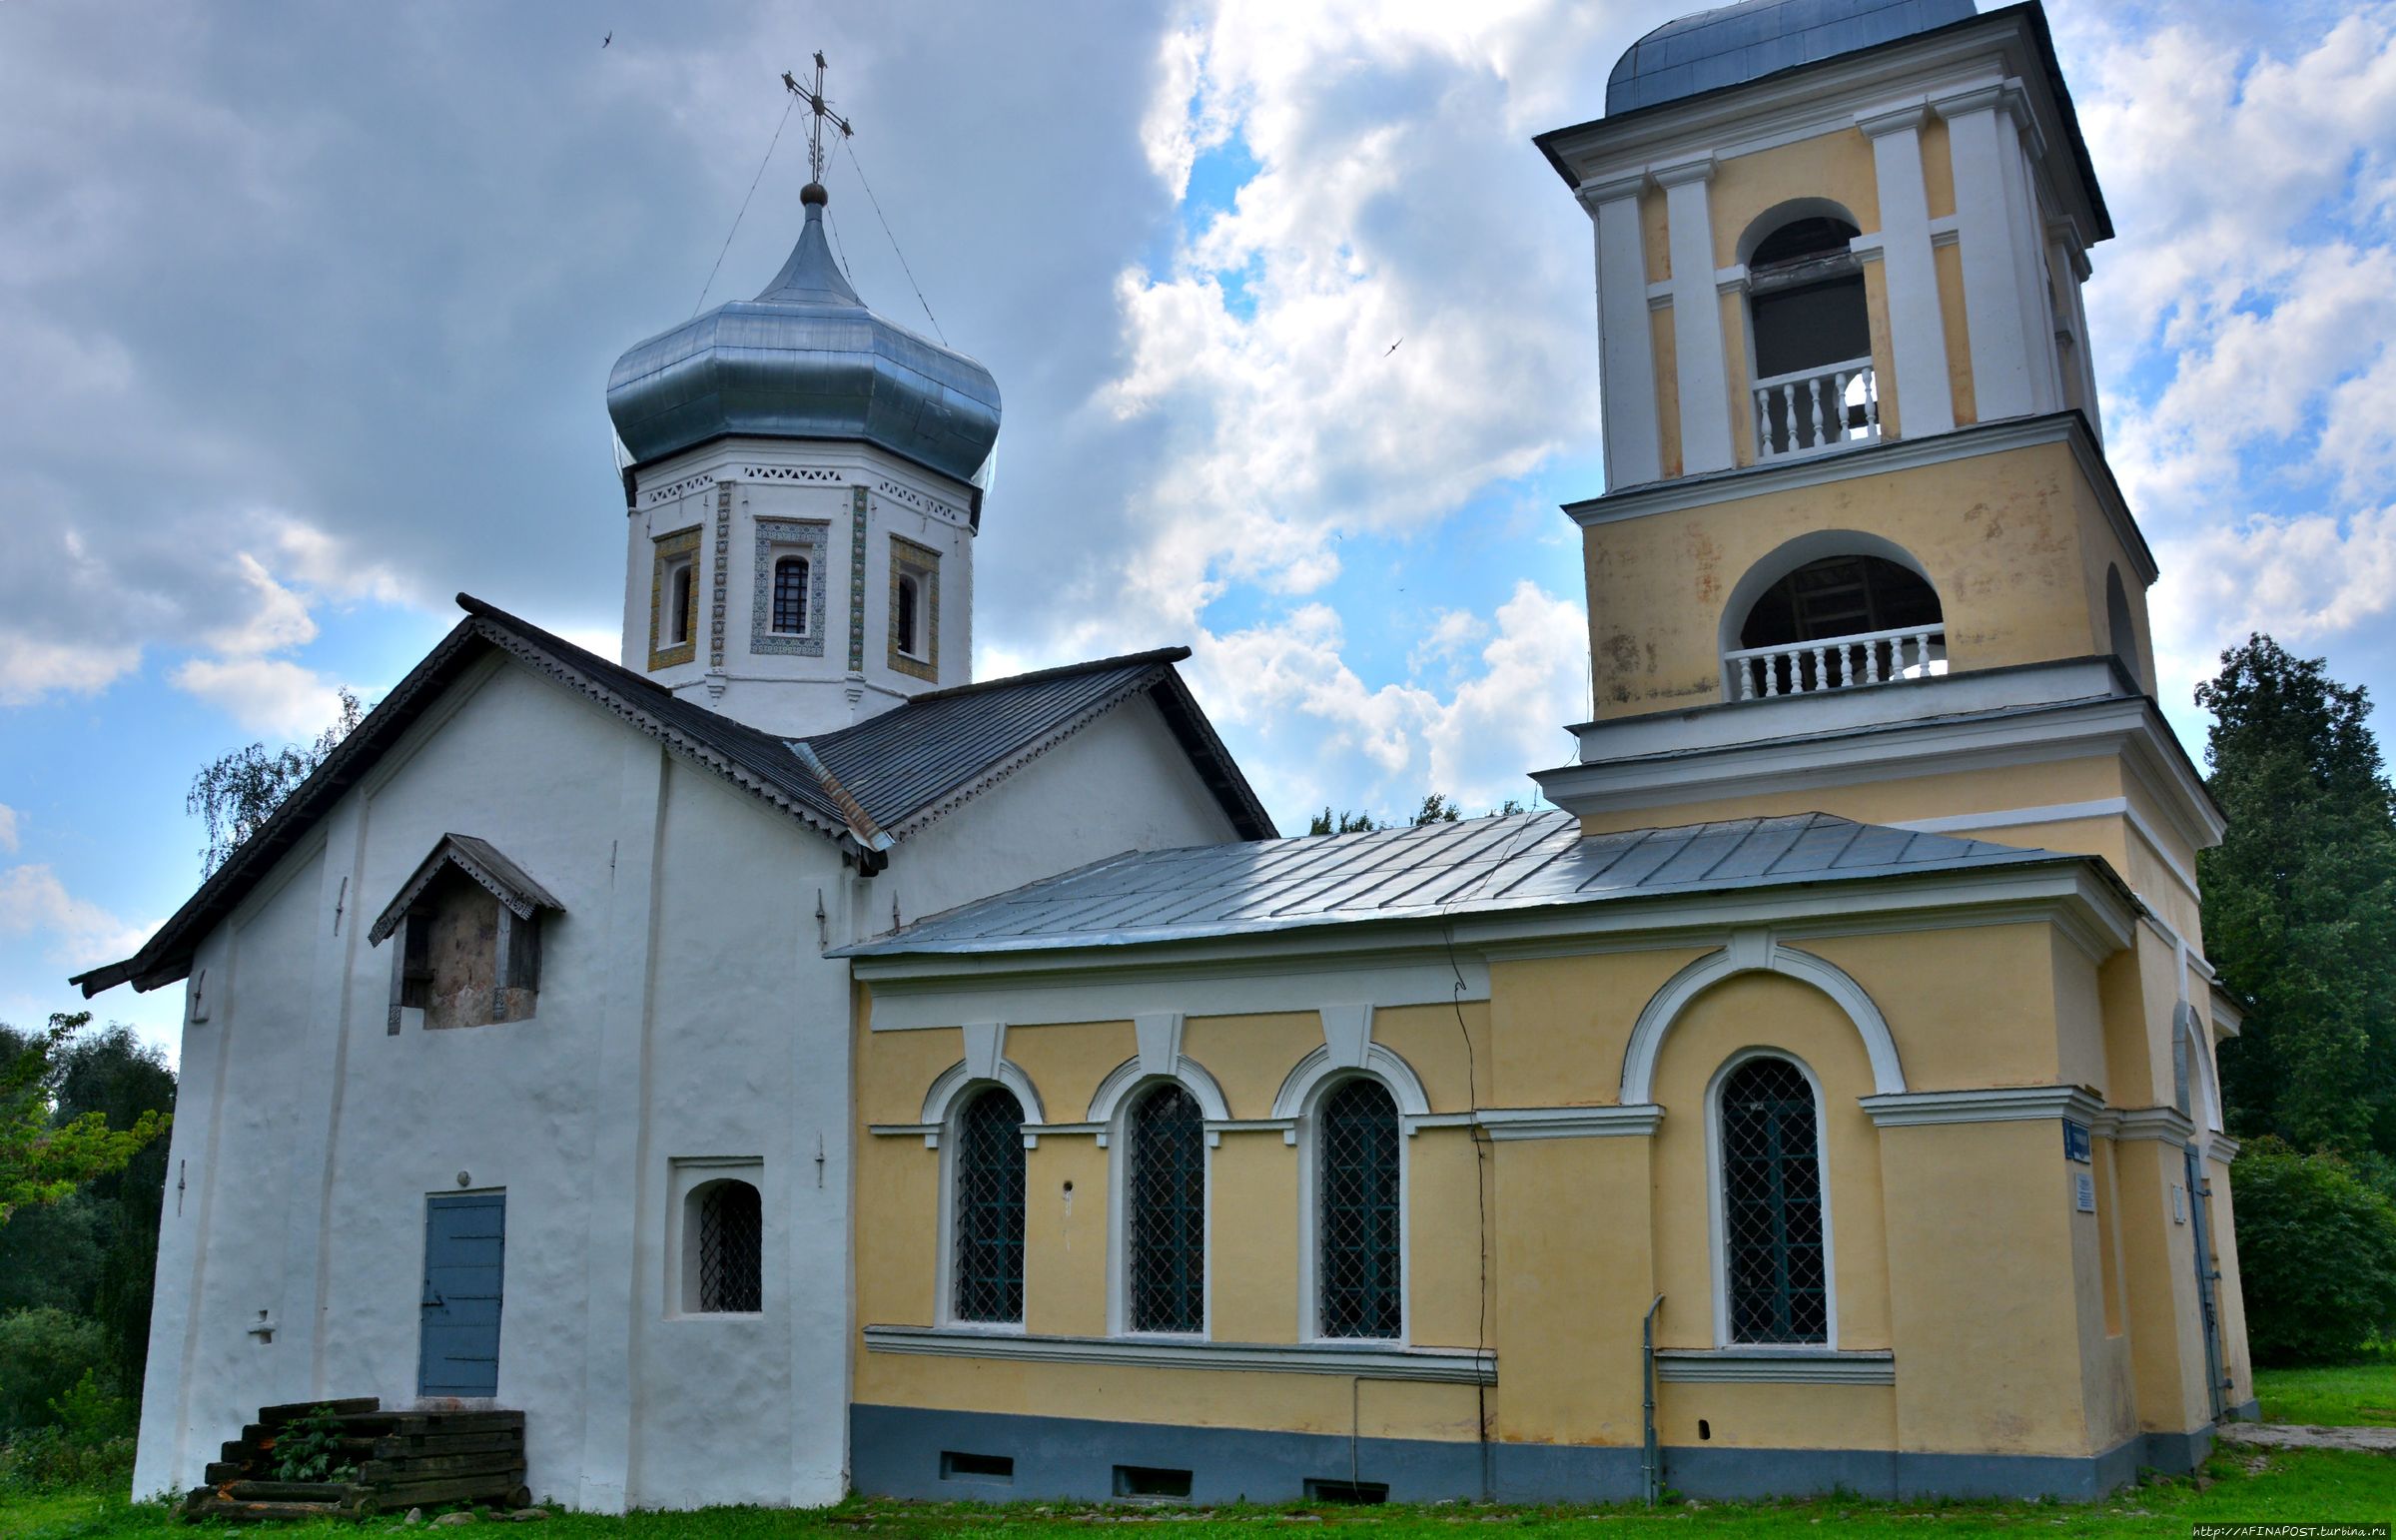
[182,1399,529,1523]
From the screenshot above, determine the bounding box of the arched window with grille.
[1315,1078,1401,1339]
[692,1178,762,1313]
[1716,1055,1828,1345]
[772,555,811,635]
[1126,1084,1205,1333]
[951,1087,1027,1324]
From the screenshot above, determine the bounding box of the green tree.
[186,688,364,876]
[2227,1139,2396,1365]
[1307,807,1385,835]
[2196,636,2396,1159]
[0,1015,169,1225]
[50,1026,173,1397]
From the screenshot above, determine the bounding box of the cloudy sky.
[2,0,2391,1055]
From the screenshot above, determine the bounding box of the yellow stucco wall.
[1920,117,1956,222]
[1581,437,2135,718]
[1934,240,1978,424]
[1712,131,1883,265]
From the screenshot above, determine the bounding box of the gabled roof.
[367,834,566,947]
[73,594,1273,998]
[836,810,2099,958]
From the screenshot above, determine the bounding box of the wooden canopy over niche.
[371,834,564,1033]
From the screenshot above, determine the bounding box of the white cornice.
[2203,1133,2242,1165]
[861,1325,1496,1384]
[1476,1105,1665,1140]
[1861,1085,2103,1129]
[2100,1106,2197,1145]
[1537,12,2102,249]
[1654,1348,1895,1384]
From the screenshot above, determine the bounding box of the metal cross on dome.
[781,52,855,185]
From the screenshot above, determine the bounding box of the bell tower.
[1528,0,2220,951]
[604,73,1000,739]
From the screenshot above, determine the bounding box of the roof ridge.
[901,646,1192,704]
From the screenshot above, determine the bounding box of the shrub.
[2233,1139,2396,1365]
[0,1426,137,1493]
[270,1403,356,1484]
[0,1307,110,1436]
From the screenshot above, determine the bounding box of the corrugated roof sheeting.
[839,811,2069,956]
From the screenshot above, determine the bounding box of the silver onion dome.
[1606,0,1977,115]
[606,183,1002,486]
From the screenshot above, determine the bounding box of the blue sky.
[3,0,2392,1056]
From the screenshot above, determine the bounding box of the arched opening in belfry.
[1744,210,1877,459]
[1729,553,1944,698]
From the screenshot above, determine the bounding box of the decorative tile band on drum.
[846,486,869,671]
[849,1406,2198,1504]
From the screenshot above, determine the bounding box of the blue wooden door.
[419,1192,505,1397]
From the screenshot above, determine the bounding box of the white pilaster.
[1657,158,1733,474]
[1936,86,2036,421]
[1857,106,1954,437]
[1582,173,1662,488]
[2048,224,2102,440]
[1990,84,2063,413]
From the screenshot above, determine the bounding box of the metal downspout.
[1641,1294,1664,1505]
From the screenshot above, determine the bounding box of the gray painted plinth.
[850,1405,2211,1505]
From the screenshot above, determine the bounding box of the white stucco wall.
[131,649,1246,1510]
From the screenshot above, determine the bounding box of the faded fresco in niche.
[405,874,535,1029]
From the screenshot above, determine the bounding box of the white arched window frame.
[1705,1047,1837,1349]
[771,553,812,636]
[921,1058,1046,1331]
[1090,1056,1227,1338]
[1293,1070,1410,1344]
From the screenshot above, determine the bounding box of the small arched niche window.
[1126,1083,1206,1333]
[1747,214,1876,457]
[895,573,921,657]
[1732,554,1944,698]
[689,1178,762,1313]
[1716,1056,1828,1345]
[1315,1078,1402,1340]
[772,555,811,636]
[950,1087,1027,1324]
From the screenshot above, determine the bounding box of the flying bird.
[1384,338,1403,357]
[601,31,612,47]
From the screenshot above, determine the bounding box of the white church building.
[75,177,1275,1510]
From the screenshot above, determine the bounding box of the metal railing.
[1725,623,1946,700]
[1753,355,1879,459]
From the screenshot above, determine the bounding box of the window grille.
[1719,1057,1827,1344]
[1127,1084,1205,1332]
[952,1088,1026,1323]
[773,555,810,635]
[1317,1078,1401,1339]
[697,1180,762,1312]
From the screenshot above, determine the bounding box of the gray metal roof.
[605,189,1002,486]
[838,809,2072,958]
[1606,0,1979,115]
[73,595,1270,998]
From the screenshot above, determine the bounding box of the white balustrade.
[1725,624,1946,701]
[1752,356,1880,459]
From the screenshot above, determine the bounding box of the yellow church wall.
[2111,1137,2215,1433]
[1643,187,1671,285]
[1934,240,1978,424]
[1182,1010,1319,1113]
[1486,950,1712,1107]
[854,1022,955,1329]
[1406,1127,1493,1348]
[1861,255,1902,440]
[1582,438,2131,719]
[1920,115,1957,222]
[2048,930,2110,1096]
[1657,1384,1898,1451]
[1721,290,1758,467]
[1648,974,1894,1351]
[1489,1135,1652,1446]
[1880,1121,2105,1455]
[1207,1133,1300,1343]
[1804,927,2064,1090]
[1652,305,1685,479]
[852,1350,1488,1444]
[1710,130,1883,268]
[1009,1019,1137,1124]
[1023,1137,1112,1337]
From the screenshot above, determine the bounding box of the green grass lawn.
[2254,1352,2396,1427]
[6,1446,2394,1540]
